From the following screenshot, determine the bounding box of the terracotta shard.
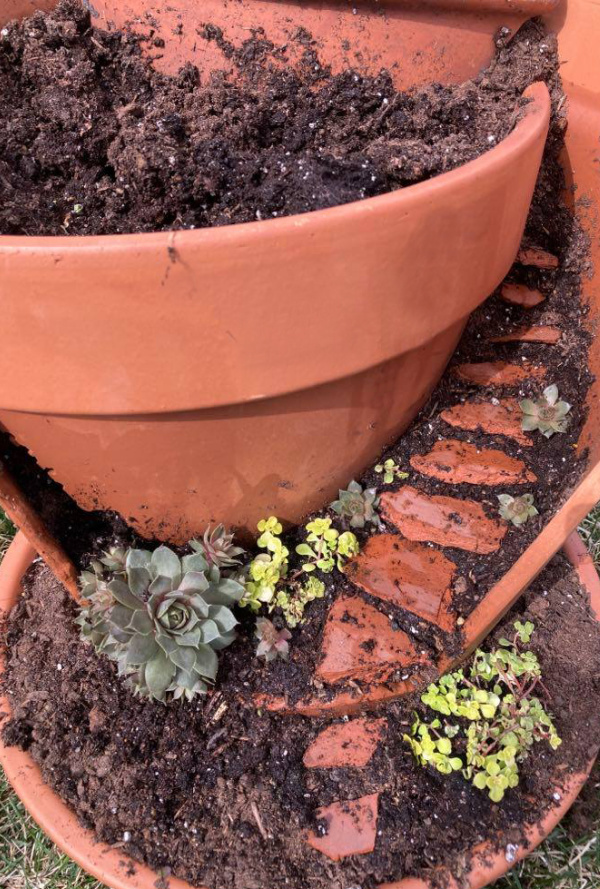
[410,440,537,486]
[303,718,386,769]
[517,246,559,269]
[491,325,561,344]
[316,595,424,685]
[453,361,546,386]
[440,398,532,446]
[307,793,379,861]
[347,534,456,631]
[500,283,546,307]
[380,486,507,554]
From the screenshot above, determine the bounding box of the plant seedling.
[255,617,292,662]
[374,458,409,485]
[498,493,539,526]
[330,480,381,529]
[404,621,561,803]
[520,384,571,437]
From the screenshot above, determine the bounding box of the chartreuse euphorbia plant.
[404,621,561,802]
[78,541,244,702]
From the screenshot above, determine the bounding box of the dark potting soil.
[3,553,600,888]
[0,0,554,235]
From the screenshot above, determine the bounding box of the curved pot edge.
[0,83,549,256]
[0,530,598,889]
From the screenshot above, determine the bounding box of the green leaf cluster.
[520,384,571,438]
[77,543,244,702]
[296,518,359,573]
[404,621,561,803]
[242,517,290,612]
[498,493,539,527]
[374,458,409,485]
[273,576,325,628]
[330,480,382,529]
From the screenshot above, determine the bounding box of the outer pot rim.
[1,530,599,889]
[0,83,549,254]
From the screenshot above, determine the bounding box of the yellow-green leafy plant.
[404,621,560,802]
[77,544,244,702]
[520,384,571,437]
[242,517,290,612]
[296,518,359,573]
[242,516,358,629]
[330,480,382,529]
[374,458,409,485]
[190,523,245,569]
[497,493,539,526]
[273,576,326,628]
[255,617,292,662]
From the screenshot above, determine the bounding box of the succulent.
[405,622,560,803]
[190,524,245,569]
[255,617,291,662]
[273,576,326,628]
[330,480,381,529]
[520,385,571,438]
[296,518,359,573]
[77,544,244,702]
[78,545,129,598]
[497,493,539,526]
[241,517,289,612]
[374,458,409,485]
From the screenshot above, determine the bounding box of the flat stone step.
[491,325,561,344]
[347,533,456,632]
[303,718,386,769]
[316,594,426,685]
[440,399,532,447]
[410,439,536,486]
[453,361,546,387]
[307,793,379,861]
[380,486,507,554]
[500,283,545,307]
[517,246,559,269]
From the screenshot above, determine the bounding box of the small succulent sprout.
[273,576,326,628]
[374,458,409,485]
[77,544,245,703]
[497,493,539,526]
[330,480,381,529]
[520,385,571,438]
[255,617,291,662]
[190,524,245,569]
[242,517,289,611]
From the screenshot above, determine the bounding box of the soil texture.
[2,553,600,889]
[1,0,551,234]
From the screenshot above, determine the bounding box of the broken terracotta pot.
[0,0,552,556]
[1,530,598,889]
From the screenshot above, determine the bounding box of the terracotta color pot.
[1,530,598,889]
[0,0,552,552]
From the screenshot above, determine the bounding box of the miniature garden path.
[252,247,582,860]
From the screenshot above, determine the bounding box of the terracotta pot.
[1,530,598,889]
[0,0,552,554]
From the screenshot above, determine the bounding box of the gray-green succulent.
[77,544,244,702]
[190,523,245,569]
[520,385,571,438]
[498,493,539,527]
[330,480,381,529]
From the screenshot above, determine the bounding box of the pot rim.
[0,83,549,252]
[0,530,598,889]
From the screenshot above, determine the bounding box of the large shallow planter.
[1,530,598,889]
[0,0,553,550]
